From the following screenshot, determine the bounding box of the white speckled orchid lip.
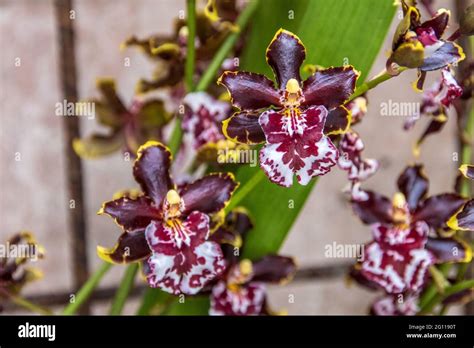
[145,211,226,295]
[258,106,338,187]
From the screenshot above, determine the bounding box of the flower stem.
[195,0,260,92]
[225,170,265,213]
[168,0,197,156]
[1,289,53,315]
[348,67,408,102]
[62,262,112,315]
[419,279,474,315]
[109,263,139,315]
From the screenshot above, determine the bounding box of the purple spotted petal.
[371,294,418,316]
[210,280,266,316]
[258,106,338,187]
[338,131,379,182]
[182,92,230,149]
[360,222,434,294]
[145,212,226,295]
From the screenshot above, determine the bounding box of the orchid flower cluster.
[5,0,472,316]
[88,0,472,316]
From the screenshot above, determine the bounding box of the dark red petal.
[397,164,429,212]
[218,71,280,110]
[133,141,173,204]
[413,193,466,229]
[225,208,253,237]
[414,118,446,155]
[210,227,241,247]
[251,255,297,284]
[99,195,160,230]
[222,111,265,144]
[97,229,150,264]
[426,236,472,263]
[266,29,306,89]
[414,70,427,92]
[447,200,474,232]
[180,173,238,215]
[348,264,381,291]
[351,191,394,225]
[96,78,128,115]
[323,106,351,135]
[302,66,359,110]
[420,10,450,39]
[212,208,254,243]
[420,41,465,71]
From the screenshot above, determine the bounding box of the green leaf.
[163,296,210,315]
[238,0,396,260]
[136,288,172,315]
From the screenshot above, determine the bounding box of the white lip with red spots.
[145,210,226,295]
[360,221,435,294]
[258,105,338,187]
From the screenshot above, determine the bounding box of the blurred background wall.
[0,0,466,314]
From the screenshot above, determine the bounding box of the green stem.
[225,170,265,213]
[195,0,260,92]
[348,67,407,102]
[109,263,139,315]
[62,262,112,315]
[419,279,474,315]
[419,263,450,311]
[169,0,197,156]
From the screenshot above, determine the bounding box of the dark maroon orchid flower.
[218,29,359,187]
[183,92,231,150]
[448,164,474,232]
[73,78,172,159]
[210,255,296,316]
[123,2,240,94]
[337,130,379,201]
[350,164,471,294]
[388,2,465,90]
[182,91,249,164]
[205,209,296,316]
[404,68,463,155]
[98,141,238,295]
[0,232,44,300]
